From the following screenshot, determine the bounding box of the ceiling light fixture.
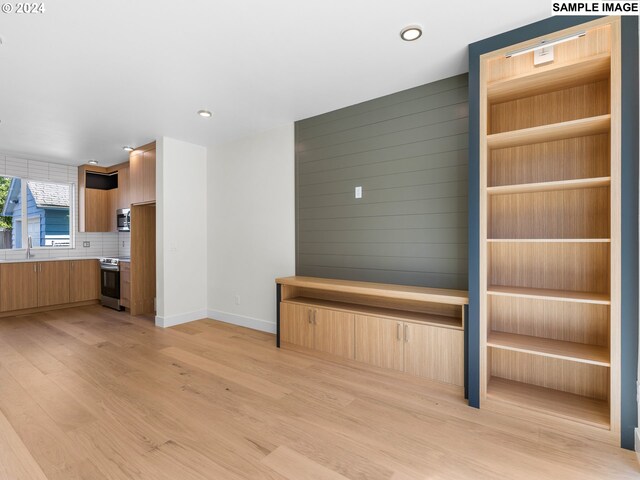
[400,25,422,42]
[197,109,213,118]
[88,160,98,165]
[505,31,586,58]
[122,146,134,152]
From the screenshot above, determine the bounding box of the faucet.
[26,235,34,259]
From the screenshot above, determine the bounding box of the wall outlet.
[235,294,241,305]
[122,241,125,247]
[83,241,90,248]
[355,186,362,199]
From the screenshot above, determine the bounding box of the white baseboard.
[635,428,640,462]
[207,309,276,334]
[155,309,208,328]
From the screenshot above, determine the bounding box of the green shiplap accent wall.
[295,74,469,289]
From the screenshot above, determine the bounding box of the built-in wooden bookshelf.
[479,17,621,435]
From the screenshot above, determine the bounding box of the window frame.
[0,176,76,250]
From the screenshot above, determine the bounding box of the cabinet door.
[354,315,403,371]
[280,302,313,349]
[69,260,100,303]
[108,188,118,232]
[120,262,130,308]
[0,263,38,311]
[142,148,156,203]
[313,307,354,359]
[129,151,144,205]
[85,189,109,232]
[38,261,70,307]
[404,323,464,386]
[117,164,130,210]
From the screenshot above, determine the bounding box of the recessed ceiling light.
[400,25,422,42]
[197,109,213,118]
[122,146,134,152]
[88,160,98,165]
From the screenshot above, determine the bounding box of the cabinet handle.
[404,324,409,343]
[397,323,402,341]
[307,309,312,324]
[313,309,317,325]
[33,264,36,272]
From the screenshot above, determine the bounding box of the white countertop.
[0,256,103,264]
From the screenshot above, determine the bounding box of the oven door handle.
[100,265,120,272]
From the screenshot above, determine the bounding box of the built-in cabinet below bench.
[276,276,468,387]
[0,259,100,315]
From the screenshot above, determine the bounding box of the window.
[0,176,73,249]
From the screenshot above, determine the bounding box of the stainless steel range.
[100,257,122,310]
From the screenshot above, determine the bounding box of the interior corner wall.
[207,124,295,333]
[156,136,208,327]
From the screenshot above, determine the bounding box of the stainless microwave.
[117,208,130,232]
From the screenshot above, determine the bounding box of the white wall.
[156,137,208,327]
[207,124,295,333]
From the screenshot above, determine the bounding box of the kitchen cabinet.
[0,263,38,312]
[129,142,156,205]
[79,167,119,233]
[117,164,130,210]
[120,261,130,309]
[130,203,156,316]
[142,148,156,203]
[129,150,144,205]
[84,188,110,232]
[0,260,102,314]
[70,260,100,303]
[38,261,70,307]
[354,315,403,371]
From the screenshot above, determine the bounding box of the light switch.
[355,186,362,199]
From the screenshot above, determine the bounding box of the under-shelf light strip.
[505,31,586,58]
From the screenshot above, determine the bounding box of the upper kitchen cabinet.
[117,163,130,210]
[79,161,132,232]
[129,142,156,205]
[79,165,118,232]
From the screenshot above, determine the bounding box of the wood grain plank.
[261,445,349,480]
[160,346,292,400]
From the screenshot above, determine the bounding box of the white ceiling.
[0,0,550,166]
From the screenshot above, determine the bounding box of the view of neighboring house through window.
[0,176,72,249]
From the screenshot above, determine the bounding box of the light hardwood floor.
[0,305,637,479]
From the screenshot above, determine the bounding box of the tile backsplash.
[0,153,120,260]
[118,231,131,257]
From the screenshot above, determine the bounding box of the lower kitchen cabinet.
[120,261,130,308]
[0,259,102,314]
[354,315,403,372]
[38,261,70,307]
[0,262,38,311]
[280,303,354,359]
[70,260,100,303]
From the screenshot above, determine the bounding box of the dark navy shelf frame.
[468,16,639,449]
